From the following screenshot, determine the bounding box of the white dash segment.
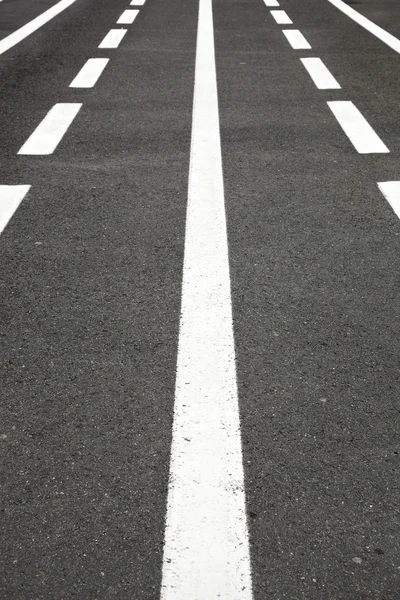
[18,103,82,156]
[300,57,341,89]
[282,29,311,49]
[270,10,292,25]
[130,0,146,4]
[117,9,139,24]
[263,0,279,6]
[0,185,31,235]
[160,0,253,597]
[327,101,389,154]
[378,182,400,219]
[69,58,109,88]
[98,29,127,49]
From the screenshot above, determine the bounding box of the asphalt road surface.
[0,0,399,598]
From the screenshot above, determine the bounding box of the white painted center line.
[378,182,400,219]
[263,0,279,6]
[0,185,31,235]
[130,0,146,4]
[0,0,78,56]
[270,10,292,25]
[282,29,311,49]
[328,0,400,55]
[69,58,109,88]
[98,29,127,49]
[300,57,341,89]
[160,0,253,597]
[117,9,139,25]
[327,101,389,154]
[18,103,82,156]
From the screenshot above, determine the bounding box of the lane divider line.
[0,185,31,235]
[18,103,82,155]
[160,0,253,596]
[263,0,279,6]
[378,182,400,219]
[300,57,341,89]
[0,0,79,56]
[69,58,109,88]
[98,29,127,49]
[130,0,146,4]
[327,0,400,55]
[117,9,139,25]
[282,29,311,50]
[327,101,389,154]
[270,10,292,25]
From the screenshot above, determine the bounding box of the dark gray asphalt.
[0,0,399,598]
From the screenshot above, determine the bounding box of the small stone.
[352,557,362,564]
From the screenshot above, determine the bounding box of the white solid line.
[98,29,127,49]
[130,0,146,4]
[327,0,400,55]
[378,182,400,219]
[0,0,78,56]
[69,58,109,88]
[0,186,31,235]
[300,57,341,89]
[282,29,311,49]
[117,9,139,25]
[18,103,82,155]
[270,10,292,25]
[263,0,279,6]
[160,0,253,597]
[327,101,389,154]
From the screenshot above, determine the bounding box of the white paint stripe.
[69,58,109,88]
[378,182,400,219]
[263,0,279,6]
[0,0,78,56]
[116,9,139,25]
[327,101,389,154]
[160,0,253,597]
[270,10,292,25]
[130,0,146,4]
[0,186,31,235]
[300,57,341,89]
[18,103,82,155]
[282,29,311,49]
[98,29,127,49]
[327,0,400,55]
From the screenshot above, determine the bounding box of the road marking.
[300,57,341,89]
[117,9,139,24]
[282,29,311,49]
[264,0,279,6]
[0,186,31,235]
[327,101,389,154]
[0,0,78,56]
[130,0,146,4]
[270,10,292,25]
[160,0,253,597]
[18,103,82,155]
[69,58,109,88]
[378,182,400,219]
[98,29,127,49]
[327,0,400,55]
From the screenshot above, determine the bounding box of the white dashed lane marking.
[18,103,82,156]
[160,0,253,597]
[282,29,311,49]
[263,0,279,6]
[0,186,31,235]
[300,57,341,89]
[98,29,127,49]
[270,10,292,25]
[69,58,109,88]
[327,101,389,154]
[130,0,146,4]
[378,182,400,219]
[117,9,139,25]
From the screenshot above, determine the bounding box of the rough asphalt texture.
[0,0,399,598]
